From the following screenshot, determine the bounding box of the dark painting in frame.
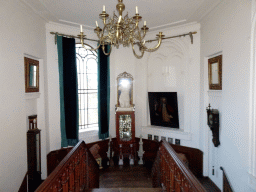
[148,92,179,128]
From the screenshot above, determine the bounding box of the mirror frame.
[24,57,39,92]
[116,71,133,108]
[208,55,222,90]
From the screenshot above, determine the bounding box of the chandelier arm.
[141,31,147,40]
[131,41,144,59]
[135,24,143,42]
[102,44,112,56]
[81,41,100,51]
[143,36,163,52]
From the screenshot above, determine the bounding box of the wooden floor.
[97,161,220,192]
[99,165,153,188]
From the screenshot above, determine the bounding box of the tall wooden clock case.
[116,72,135,165]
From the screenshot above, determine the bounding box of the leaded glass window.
[76,44,98,131]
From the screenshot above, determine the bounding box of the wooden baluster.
[167,164,170,192]
[170,162,175,192]
[57,178,62,191]
[69,161,75,192]
[86,149,89,188]
[182,178,189,192]
[75,154,80,192]
[52,183,58,192]
[175,170,181,192]
[61,170,68,192]
[81,149,86,190]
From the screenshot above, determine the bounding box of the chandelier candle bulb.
[96,21,98,27]
[80,25,83,32]
[103,5,105,12]
[144,21,146,26]
[136,6,138,14]
[118,15,122,23]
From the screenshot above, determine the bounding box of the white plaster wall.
[109,45,136,138]
[0,1,47,191]
[134,23,201,148]
[200,0,254,191]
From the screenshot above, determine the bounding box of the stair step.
[84,188,163,192]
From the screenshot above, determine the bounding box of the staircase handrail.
[35,140,99,192]
[152,140,207,192]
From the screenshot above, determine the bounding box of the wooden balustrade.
[152,140,206,192]
[36,140,99,192]
[220,167,233,192]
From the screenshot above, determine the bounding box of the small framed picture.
[168,137,173,144]
[148,134,152,140]
[161,136,166,141]
[154,135,159,142]
[175,139,181,145]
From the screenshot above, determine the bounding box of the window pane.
[88,74,97,89]
[79,93,87,109]
[88,93,98,108]
[87,58,97,74]
[88,109,98,125]
[79,109,87,126]
[76,44,98,131]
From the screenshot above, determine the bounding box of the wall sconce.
[206,104,220,147]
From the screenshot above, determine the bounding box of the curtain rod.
[50,31,197,45]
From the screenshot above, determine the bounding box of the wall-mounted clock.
[206,104,220,147]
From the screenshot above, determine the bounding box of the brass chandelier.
[78,0,164,59]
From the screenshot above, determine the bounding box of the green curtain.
[57,35,79,147]
[98,45,110,140]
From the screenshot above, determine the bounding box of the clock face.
[209,114,213,125]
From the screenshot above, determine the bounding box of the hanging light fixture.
[78,0,164,59]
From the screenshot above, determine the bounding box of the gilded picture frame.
[208,55,222,90]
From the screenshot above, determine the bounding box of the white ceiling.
[21,0,221,30]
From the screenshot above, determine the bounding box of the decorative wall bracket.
[206,104,220,147]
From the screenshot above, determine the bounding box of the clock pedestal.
[116,110,135,165]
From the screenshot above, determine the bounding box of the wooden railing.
[18,172,28,192]
[152,140,207,192]
[220,167,233,192]
[35,140,99,192]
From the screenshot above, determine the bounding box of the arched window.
[76,44,98,131]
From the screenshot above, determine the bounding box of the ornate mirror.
[116,72,133,108]
[25,57,39,92]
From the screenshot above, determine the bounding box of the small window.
[76,44,98,132]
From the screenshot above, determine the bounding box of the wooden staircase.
[35,139,218,192]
